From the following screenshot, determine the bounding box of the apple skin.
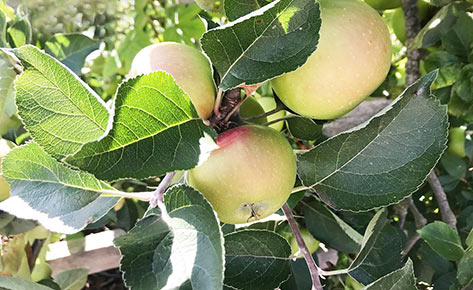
[188,125,297,224]
[271,0,392,120]
[129,42,216,119]
[239,95,268,125]
[289,228,320,257]
[365,0,401,10]
[448,127,466,158]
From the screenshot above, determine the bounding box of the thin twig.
[427,170,457,231]
[406,196,427,229]
[150,172,176,207]
[401,234,421,256]
[282,203,323,290]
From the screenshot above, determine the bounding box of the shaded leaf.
[224,0,273,21]
[285,116,322,141]
[201,0,320,90]
[304,200,362,254]
[7,16,31,47]
[5,45,110,159]
[348,209,406,285]
[417,221,465,261]
[0,51,16,117]
[114,185,224,290]
[45,33,100,75]
[298,71,448,211]
[363,259,418,290]
[457,250,473,286]
[0,142,119,234]
[0,277,53,290]
[0,10,7,47]
[66,71,208,181]
[53,268,88,290]
[224,229,291,290]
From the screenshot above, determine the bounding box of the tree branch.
[406,196,427,229]
[427,170,457,231]
[401,0,421,85]
[282,203,323,290]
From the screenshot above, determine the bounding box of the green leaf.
[298,71,448,211]
[0,9,7,47]
[441,11,473,59]
[348,209,406,285]
[117,29,151,74]
[66,71,208,181]
[223,229,291,290]
[7,16,31,47]
[114,185,224,290]
[0,277,53,290]
[0,51,16,117]
[466,228,473,250]
[457,250,473,286]
[45,33,100,75]
[285,116,322,141]
[201,0,321,90]
[417,221,465,261]
[224,0,273,21]
[162,4,206,46]
[6,45,110,159]
[453,64,473,102]
[363,259,418,290]
[440,152,467,178]
[304,200,362,254]
[0,142,119,234]
[422,51,461,89]
[53,268,88,290]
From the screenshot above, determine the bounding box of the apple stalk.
[282,203,324,290]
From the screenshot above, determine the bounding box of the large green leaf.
[224,0,273,21]
[298,71,448,211]
[201,0,320,90]
[348,209,406,285]
[0,142,119,234]
[0,51,16,116]
[45,33,100,75]
[0,277,53,290]
[304,200,362,254]
[417,221,465,261]
[363,259,418,290]
[223,229,291,290]
[457,250,473,286]
[66,71,208,181]
[5,45,110,159]
[114,185,224,290]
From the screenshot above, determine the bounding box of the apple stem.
[213,89,224,116]
[240,106,283,122]
[150,172,176,208]
[223,93,248,123]
[263,114,295,127]
[282,203,324,290]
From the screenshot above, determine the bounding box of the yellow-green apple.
[188,125,297,224]
[271,0,392,119]
[239,95,268,125]
[365,0,401,10]
[448,127,466,158]
[129,42,216,119]
[289,228,320,257]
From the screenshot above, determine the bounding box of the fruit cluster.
[130,0,392,224]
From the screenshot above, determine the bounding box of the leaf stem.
[241,106,283,122]
[150,172,176,208]
[427,170,457,231]
[263,114,295,127]
[282,203,323,290]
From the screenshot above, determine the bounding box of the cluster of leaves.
[0,0,470,290]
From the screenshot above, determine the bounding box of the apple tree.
[0,0,472,289]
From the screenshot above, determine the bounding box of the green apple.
[448,127,466,158]
[195,0,223,13]
[188,125,297,224]
[289,228,320,257]
[239,95,268,125]
[257,97,286,131]
[392,0,431,43]
[271,0,392,119]
[129,42,216,119]
[365,0,401,10]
